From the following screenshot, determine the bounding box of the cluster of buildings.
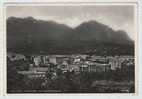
[7,53,134,79]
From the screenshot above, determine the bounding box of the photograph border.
[2,2,139,96]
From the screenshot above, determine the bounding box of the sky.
[6,5,135,40]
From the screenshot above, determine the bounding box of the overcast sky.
[6,5,135,39]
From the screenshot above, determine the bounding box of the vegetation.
[7,17,134,55]
[7,58,134,93]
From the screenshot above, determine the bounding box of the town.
[7,53,135,93]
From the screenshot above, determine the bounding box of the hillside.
[7,17,134,55]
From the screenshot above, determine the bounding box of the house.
[48,56,57,64]
[69,64,80,72]
[79,60,111,72]
[108,56,134,70]
[94,63,111,72]
[17,70,46,79]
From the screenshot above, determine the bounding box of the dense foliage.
[7,17,134,55]
[7,58,135,93]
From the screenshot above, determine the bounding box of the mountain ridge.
[7,17,134,55]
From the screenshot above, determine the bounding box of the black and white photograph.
[6,4,136,93]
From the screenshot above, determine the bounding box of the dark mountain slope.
[75,20,132,44]
[7,17,134,55]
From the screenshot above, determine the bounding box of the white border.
[0,1,139,98]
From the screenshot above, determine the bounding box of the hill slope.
[7,17,134,55]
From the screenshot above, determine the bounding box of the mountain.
[75,20,133,44]
[7,17,134,55]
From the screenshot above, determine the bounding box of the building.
[49,56,57,64]
[18,70,46,79]
[69,64,80,72]
[93,63,111,72]
[79,60,111,72]
[108,55,134,70]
